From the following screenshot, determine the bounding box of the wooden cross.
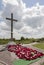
[6,13,17,41]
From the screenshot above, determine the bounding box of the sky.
[0,0,44,39]
[23,0,44,7]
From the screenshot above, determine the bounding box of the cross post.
[6,13,17,41]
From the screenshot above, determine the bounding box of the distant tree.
[21,37,25,40]
[29,38,35,42]
[26,38,29,40]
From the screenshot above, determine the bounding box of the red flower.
[7,44,44,60]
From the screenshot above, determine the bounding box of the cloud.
[0,0,44,39]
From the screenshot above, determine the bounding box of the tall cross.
[6,13,17,41]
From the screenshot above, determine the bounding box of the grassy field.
[0,39,35,45]
[33,42,44,49]
[0,39,9,45]
[15,39,33,44]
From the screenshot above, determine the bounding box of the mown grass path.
[33,43,44,49]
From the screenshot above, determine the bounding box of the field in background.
[0,37,44,45]
[33,42,44,49]
[0,38,36,45]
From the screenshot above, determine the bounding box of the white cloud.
[3,0,19,7]
[19,25,38,34]
[0,0,44,39]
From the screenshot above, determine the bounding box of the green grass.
[13,58,41,65]
[33,43,44,49]
[0,40,9,45]
[0,39,35,45]
[0,40,31,45]
[15,40,31,44]
[15,39,35,44]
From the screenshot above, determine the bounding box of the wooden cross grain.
[6,13,18,41]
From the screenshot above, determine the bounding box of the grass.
[15,40,31,44]
[33,42,44,49]
[0,39,34,45]
[15,39,35,44]
[0,39,9,45]
[13,58,41,65]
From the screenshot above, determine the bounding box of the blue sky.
[0,0,44,11]
[0,0,3,10]
[23,0,44,7]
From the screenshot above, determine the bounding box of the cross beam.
[6,13,18,41]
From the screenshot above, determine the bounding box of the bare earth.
[0,50,13,65]
[0,43,44,65]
